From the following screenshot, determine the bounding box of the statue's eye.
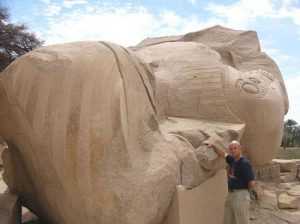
[249,77,260,84]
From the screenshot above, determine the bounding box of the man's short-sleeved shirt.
[226,155,254,191]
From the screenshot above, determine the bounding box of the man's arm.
[201,141,227,158]
[246,164,261,200]
[248,180,262,200]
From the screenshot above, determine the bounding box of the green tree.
[0,5,44,73]
[282,119,300,148]
[292,125,300,147]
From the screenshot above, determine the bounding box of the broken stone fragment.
[278,192,300,209]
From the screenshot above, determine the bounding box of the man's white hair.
[229,140,241,149]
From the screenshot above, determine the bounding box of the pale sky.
[2,0,300,123]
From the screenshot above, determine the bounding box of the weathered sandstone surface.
[133,25,288,168]
[0,25,288,223]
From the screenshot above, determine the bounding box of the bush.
[276,147,300,159]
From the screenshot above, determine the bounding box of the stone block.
[273,159,297,182]
[278,192,300,209]
[256,163,280,183]
[280,172,297,183]
[292,159,300,165]
[286,184,300,196]
[163,169,227,224]
[273,159,297,172]
[260,190,278,210]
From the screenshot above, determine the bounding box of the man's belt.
[229,188,248,192]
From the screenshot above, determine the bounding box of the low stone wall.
[256,159,300,183]
[256,163,281,183]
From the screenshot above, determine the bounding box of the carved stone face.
[136,39,286,169]
[226,67,285,167]
[235,69,276,98]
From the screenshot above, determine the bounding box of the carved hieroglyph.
[0,25,288,224]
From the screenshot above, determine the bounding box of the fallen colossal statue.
[0,25,288,224]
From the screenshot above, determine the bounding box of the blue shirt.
[226,155,254,190]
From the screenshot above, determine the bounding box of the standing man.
[202,140,256,224]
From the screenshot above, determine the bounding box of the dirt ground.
[249,182,300,224]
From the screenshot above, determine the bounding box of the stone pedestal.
[163,169,227,224]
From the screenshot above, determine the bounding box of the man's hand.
[201,140,227,158]
[249,181,263,201]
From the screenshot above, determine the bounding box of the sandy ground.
[250,196,300,224]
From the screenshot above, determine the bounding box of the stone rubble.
[250,159,300,224]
